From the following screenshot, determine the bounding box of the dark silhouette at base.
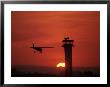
[11,66,100,77]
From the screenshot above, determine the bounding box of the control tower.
[62,37,74,76]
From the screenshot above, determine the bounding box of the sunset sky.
[11,11,100,68]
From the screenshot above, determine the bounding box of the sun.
[56,62,65,68]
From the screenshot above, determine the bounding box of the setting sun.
[56,62,65,68]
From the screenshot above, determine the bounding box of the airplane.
[30,43,54,53]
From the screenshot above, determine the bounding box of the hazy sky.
[11,11,100,68]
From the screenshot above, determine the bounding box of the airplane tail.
[30,43,35,48]
[32,43,34,47]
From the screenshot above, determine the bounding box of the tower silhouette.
[62,37,74,76]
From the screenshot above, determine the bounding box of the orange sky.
[11,11,100,68]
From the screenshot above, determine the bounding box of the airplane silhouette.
[30,43,54,53]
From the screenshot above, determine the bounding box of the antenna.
[64,32,69,39]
